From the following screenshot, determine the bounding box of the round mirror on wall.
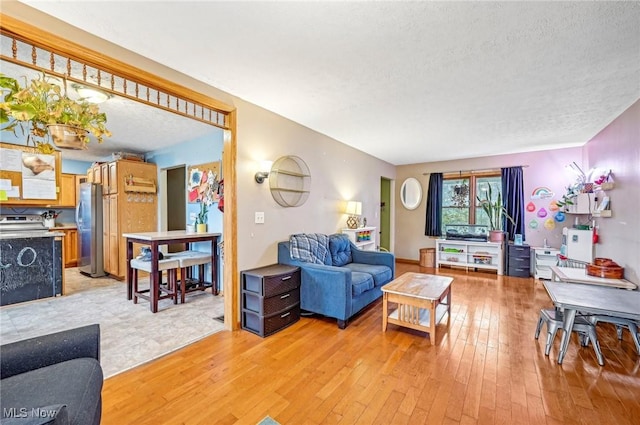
[400,177,422,210]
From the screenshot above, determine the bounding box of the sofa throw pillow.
[289,233,329,264]
[329,234,352,267]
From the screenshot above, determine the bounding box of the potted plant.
[476,183,516,242]
[0,72,111,151]
[195,202,208,233]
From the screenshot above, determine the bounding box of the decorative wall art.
[544,218,556,230]
[530,186,555,199]
[529,219,539,229]
[537,208,548,218]
[554,211,566,222]
[526,201,536,212]
[187,161,221,205]
[549,200,559,211]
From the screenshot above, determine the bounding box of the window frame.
[441,171,502,232]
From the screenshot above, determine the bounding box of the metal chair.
[535,308,605,366]
[589,315,640,355]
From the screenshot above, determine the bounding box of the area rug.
[0,268,225,378]
[257,417,281,425]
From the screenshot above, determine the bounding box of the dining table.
[123,230,222,313]
[542,280,640,364]
[550,265,637,290]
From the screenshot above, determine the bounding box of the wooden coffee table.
[382,272,453,344]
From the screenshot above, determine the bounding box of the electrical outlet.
[255,211,265,224]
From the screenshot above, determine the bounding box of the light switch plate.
[255,211,265,224]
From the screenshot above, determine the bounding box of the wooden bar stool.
[173,251,212,303]
[130,258,180,307]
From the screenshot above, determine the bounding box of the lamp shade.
[345,201,362,216]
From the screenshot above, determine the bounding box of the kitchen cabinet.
[61,228,78,267]
[101,160,157,279]
[56,173,77,207]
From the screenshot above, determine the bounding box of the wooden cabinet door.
[57,173,76,207]
[63,228,78,267]
[100,163,110,193]
[108,194,119,276]
[102,195,110,274]
[108,162,118,194]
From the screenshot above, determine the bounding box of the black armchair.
[1,324,103,425]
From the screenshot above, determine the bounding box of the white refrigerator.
[561,227,594,263]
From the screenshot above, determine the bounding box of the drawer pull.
[280,293,291,299]
[281,276,292,281]
[281,312,291,318]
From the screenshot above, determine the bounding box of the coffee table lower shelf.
[387,303,449,332]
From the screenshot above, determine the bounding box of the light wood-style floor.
[102,263,640,425]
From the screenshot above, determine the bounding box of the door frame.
[0,15,239,330]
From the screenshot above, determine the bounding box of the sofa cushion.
[351,271,374,296]
[344,263,393,287]
[329,234,352,267]
[289,233,329,264]
[0,358,103,425]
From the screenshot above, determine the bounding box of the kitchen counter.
[50,223,77,230]
[0,234,63,306]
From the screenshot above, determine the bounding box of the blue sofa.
[277,233,395,328]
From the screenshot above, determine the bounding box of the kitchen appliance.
[0,214,48,236]
[76,182,106,277]
[561,227,594,263]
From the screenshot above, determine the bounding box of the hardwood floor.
[102,263,640,425]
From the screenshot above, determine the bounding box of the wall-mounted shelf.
[124,176,157,193]
[269,156,311,207]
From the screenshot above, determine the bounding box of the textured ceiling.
[20,1,640,165]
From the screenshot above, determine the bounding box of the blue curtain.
[424,173,443,236]
[501,167,525,241]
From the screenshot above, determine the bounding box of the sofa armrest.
[0,324,100,379]
[298,263,352,321]
[351,245,395,276]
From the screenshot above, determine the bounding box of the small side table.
[241,264,301,337]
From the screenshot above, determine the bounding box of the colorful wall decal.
[544,218,556,230]
[549,200,559,211]
[529,219,539,229]
[554,211,566,222]
[526,201,536,212]
[531,186,555,199]
[537,207,548,218]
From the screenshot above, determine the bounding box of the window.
[441,173,502,234]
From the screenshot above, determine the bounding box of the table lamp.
[345,201,362,229]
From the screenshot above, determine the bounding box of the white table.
[550,266,636,290]
[542,281,640,364]
[123,230,221,313]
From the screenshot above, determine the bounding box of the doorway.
[379,177,392,251]
[167,166,186,253]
